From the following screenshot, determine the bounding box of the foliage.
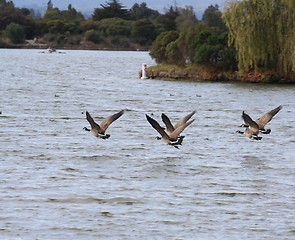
[110,36,129,48]
[193,42,237,71]
[155,6,179,32]
[202,4,226,31]
[96,18,132,37]
[0,0,35,38]
[149,31,179,64]
[1,0,294,81]
[1,0,228,52]
[5,22,25,43]
[129,2,159,20]
[223,0,295,77]
[92,0,130,21]
[166,39,185,65]
[191,28,237,70]
[175,6,198,32]
[85,29,102,44]
[131,18,157,45]
[149,5,237,71]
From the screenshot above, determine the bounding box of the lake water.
[0,49,294,240]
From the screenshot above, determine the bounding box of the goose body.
[83,110,124,139]
[146,114,194,148]
[241,105,282,134]
[237,111,262,140]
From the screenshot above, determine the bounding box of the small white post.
[141,63,148,79]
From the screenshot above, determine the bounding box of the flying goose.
[240,105,282,134]
[83,110,124,139]
[146,114,194,148]
[161,111,196,136]
[236,111,262,140]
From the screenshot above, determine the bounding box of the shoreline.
[145,65,295,84]
[2,42,294,84]
[0,40,150,52]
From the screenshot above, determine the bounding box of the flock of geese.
[83,105,283,148]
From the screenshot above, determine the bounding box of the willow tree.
[222,0,295,78]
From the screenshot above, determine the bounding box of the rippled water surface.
[0,49,295,239]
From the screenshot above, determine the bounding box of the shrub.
[85,30,102,44]
[5,23,25,44]
[150,30,179,64]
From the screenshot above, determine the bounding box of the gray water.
[0,49,294,240]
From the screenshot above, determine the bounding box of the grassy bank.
[146,64,295,83]
[146,64,236,82]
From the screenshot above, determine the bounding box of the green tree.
[47,20,65,33]
[0,1,34,31]
[5,22,25,43]
[166,39,185,65]
[223,0,295,77]
[96,17,132,37]
[175,6,198,32]
[92,0,130,21]
[41,3,84,35]
[149,30,179,63]
[46,0,53,11]
[61,4,84,22]
[132,18,157,45]
[129,2,159,20]
[155,6,179,32]
[85,29,102,44]
[202,5,226,31]
[191,28,237,70]
[43,7,61,21]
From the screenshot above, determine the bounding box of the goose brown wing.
[242,111,259,133]
[174,111,196,129]
[100,110,125,132]
[86,111,101,131]
[161,113,175,134]
[256,105,282,128]
[170,119,195,139]
[146,114,170,140]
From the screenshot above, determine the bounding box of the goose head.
[83,127,90,132]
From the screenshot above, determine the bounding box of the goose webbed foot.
[100,134,110,140]
[251,135,262,141]
[260,128,271,134]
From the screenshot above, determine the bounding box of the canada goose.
[236,111,262,140]
[83,110,124,139]
[161,111,196,135]
[146,114,194,148]
[240,105,282,134]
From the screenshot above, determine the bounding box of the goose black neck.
[83,127,90,132]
